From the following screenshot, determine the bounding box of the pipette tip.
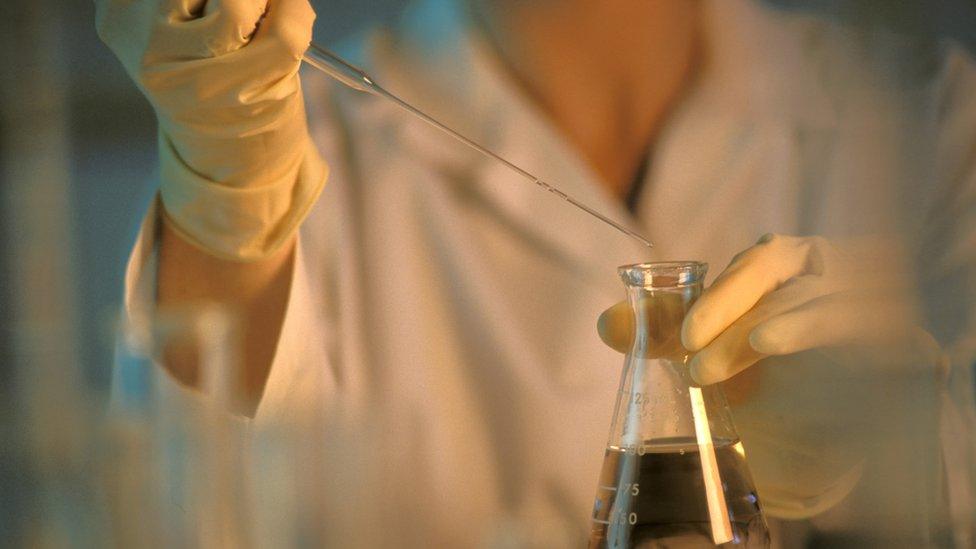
[633,233,654,248]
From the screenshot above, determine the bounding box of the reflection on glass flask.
[589,262,769,548]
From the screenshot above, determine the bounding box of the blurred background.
[0,1,410,543]
[1,0,975,545]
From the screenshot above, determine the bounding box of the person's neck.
[471,0,702,201]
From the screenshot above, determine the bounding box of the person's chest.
[291,22,934,541]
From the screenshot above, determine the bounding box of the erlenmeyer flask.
[589,262,769,548]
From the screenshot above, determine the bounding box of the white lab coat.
[121,0,976,546]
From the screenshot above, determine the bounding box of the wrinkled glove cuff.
[159,131,327,262]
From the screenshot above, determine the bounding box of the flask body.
[589,262,769,548]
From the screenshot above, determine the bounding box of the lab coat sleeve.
[112,63,345,429]
[111,197,246,422]
[112,196,338,543]
[112,195,335,428]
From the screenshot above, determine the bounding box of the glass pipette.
[302,43,654,248]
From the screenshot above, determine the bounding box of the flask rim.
[618,261,708,288]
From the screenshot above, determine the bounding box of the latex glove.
[96,0,327,261]
[681,234,942,385]
[684,234,948,520]
[599,234,941,381]
[598,234,946,520]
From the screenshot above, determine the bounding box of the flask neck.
[625,282,701,360]
[609,262,743,449]
[618,262,707,360]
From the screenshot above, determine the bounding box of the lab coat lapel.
[376,0,654,280]
[634,0,840,270]
[374,0,843,278]
[462,40,655,276]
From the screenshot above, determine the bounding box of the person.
[96,0,976,545]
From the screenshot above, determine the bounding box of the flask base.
[589,438,769,548]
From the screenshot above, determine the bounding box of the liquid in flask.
[589,262,769,548]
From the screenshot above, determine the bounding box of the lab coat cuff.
[118,197,332,426]
[114,198,250,431]
[251,228,336,427]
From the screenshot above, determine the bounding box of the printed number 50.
[619,512,637,525]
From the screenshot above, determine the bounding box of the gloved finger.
[96,0,269,71]
[136,0,307,123]
[149,0,313,107]
[682,234,815,351]
[596,293,691,359]
[251,0,316,60]
[689,276,824,384]
[166,0,209,22]
[748,290,915,356]
[596,301,632,355]
[178,0,269,57]
[93,0,203,25]
[689,319,764,385]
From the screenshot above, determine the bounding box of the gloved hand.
[680,234,942,385]
[96,0,327,261]
[599,234,945,519]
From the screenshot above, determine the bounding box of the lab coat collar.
[697,0,838,129]
[373,0,659,277]
[367,0,837,277]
